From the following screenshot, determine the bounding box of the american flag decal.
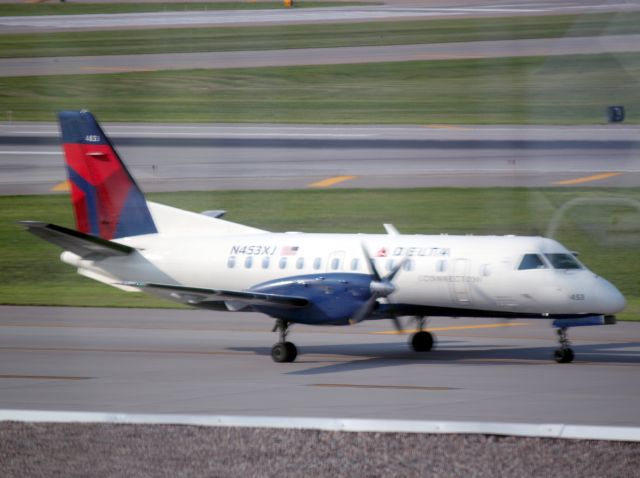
[281,246,299,256]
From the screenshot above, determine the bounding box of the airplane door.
[326,251,345,272]
[450,258,472,304]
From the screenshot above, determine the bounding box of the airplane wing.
[19,221,134,258]
[122,281,310,309]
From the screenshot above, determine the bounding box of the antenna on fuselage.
[383,224,399,235]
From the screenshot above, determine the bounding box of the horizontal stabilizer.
[147,201,264,236]
[19,221,133,258]
[122,281,309,309]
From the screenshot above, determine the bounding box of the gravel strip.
[1,423,639,477]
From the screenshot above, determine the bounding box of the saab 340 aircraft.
[21,111,626,363]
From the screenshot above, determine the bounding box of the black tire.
[284,342,298,362]
[271,342,298,363]
[554,348,574,364]
[411,331,434,352]
[271,343,288,363]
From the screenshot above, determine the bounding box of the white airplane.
[21,111,626,363]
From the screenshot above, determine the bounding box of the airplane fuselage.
[63,232,626,325]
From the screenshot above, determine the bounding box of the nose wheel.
[554,327,574,363]
[271,319,297,363]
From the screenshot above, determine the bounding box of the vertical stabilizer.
[58,110,157,239]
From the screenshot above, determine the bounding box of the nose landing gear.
[271,319,297,363]
[554,327,574,363]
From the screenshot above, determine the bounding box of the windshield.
[544,253,583,270]
[518,254,547,270]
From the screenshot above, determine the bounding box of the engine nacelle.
[250,273,373,325]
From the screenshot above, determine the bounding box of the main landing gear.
[554,327,574,363]
[410,316,434,352]
[271,319,297,363]
[270,316,436,363]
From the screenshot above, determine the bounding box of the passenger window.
[227,256,236,269]
[518,254,546,270]
[279,257,287,269]
[244,256,253,269]
[385,259,394,271]
[403,259,413,271]
[480,264,492,276]
[313,258,322,270]
[296,257,304,270]
[350,258,359,271]
[436,260,447,272]
[331,258,340,271]
[544,253,582,270]
[262,257,270,269]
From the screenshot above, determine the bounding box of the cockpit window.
[545,253,582,270]
[518,254,547,270]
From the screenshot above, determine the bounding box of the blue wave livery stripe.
[115,187,159,238]
[66,166,100,237]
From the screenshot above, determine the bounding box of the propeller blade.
[351,242,407,327]
[361,244,382,282]
[349,295,378,325]
[384,257,407,282]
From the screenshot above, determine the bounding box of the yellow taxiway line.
[373,322,530,335]
[51,180,70,192]
[553,172,623,186]
[308,175,356,188]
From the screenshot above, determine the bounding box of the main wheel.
[284,341,297,362]
[411,331,434,352]
[553,348,574,364]
[271,343,288,363]
[271,342,297,363]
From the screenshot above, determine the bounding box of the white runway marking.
[2,410,639,442]
[0,150,59,155]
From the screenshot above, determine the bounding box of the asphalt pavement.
[1,305,639,425]
[2,35,640,77]
[4,1,639,33]
[1,123,638,194]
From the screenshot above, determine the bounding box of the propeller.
[349,244,406,325]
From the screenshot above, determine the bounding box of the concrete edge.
[1,410,639,442]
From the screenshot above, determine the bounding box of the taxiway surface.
[3,35,639,77]
[4,1,639,33]
[1,306,639,426]
[2,123,638,194]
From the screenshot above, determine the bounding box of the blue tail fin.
[58,110,157,239]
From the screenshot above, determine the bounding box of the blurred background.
[1,0,639,319]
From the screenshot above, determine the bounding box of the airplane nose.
[596,277,626,314]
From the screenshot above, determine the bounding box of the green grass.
[1,12,638,58]
[1,188,639,320]
[0,2,364,17]
[1,53,639,124]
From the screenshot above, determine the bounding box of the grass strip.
[1,188,639,320]
[0,2,365,17]
[1,53,638,124]
[1,12,639,59]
